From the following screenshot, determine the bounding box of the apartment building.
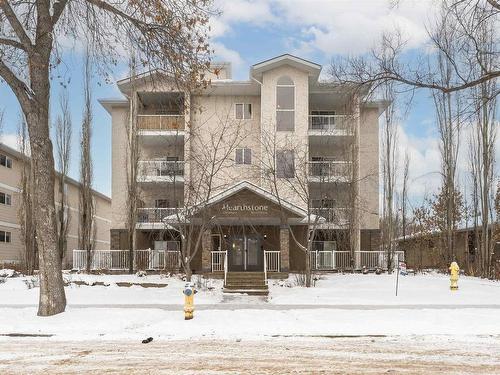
[0,142,111,269]
[100,54,385,276]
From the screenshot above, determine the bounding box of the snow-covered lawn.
[1,271,498,306]
[0,271,499,342]
[268,273,500,306]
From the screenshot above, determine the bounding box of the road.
[1,336,499,374]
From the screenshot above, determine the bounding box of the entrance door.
[228,234,262,271]
[246,235,262,271]
[229,236,245,271]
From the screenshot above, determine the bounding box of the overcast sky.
[0,0,498,211]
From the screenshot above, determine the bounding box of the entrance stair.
[223,272,269,296]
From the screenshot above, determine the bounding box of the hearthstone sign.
[221,203,269,213]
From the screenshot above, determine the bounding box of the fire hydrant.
[449,261,460,291]
[183,283,195,320]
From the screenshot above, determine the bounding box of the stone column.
[280,226,290,272]
[201,229,212,273]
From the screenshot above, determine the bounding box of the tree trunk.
[24,42,66,315]
[26,107,66,316]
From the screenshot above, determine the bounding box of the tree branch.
[0,58,32,110]
[486,0,500,11]
[0,0,33,50]
[51,0,69,25]
[0,37,26,50]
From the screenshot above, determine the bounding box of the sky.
[0,0,498,212]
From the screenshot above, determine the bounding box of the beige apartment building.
[0,142,111,269]
[100,54,386,278]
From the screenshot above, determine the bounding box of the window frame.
[235,148,252,165]
[0,192,11,206]
[0,230,11,243]
[235,103,252,120]
[276,76,295,131]
[276,150,295,178]
[0,154,12,169]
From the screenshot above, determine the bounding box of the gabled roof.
[250,54,321,82]
[201,180,307,217]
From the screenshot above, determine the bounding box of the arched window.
[276,76,295,131]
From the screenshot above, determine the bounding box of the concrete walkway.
[2,303,500,310]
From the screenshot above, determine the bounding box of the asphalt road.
[1,336,499,374]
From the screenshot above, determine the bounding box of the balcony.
[137,207,182,223]
[137,115,185,133]
[311,207,350,225]
[308,161,350,182]
[137,160,185,183]
[308,115,352,135]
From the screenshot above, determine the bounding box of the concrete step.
[224,284,268,290]
[223,288,269,296]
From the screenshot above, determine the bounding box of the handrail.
[264,250,268,285]
[223,250,228,286]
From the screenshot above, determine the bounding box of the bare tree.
[167,109,245,281]
[401,152,410,242]
[467,5,498,277]
[55,90,72,263]
[17,117,37,275]
[79,50,95,273]
[380,82,399,271]
[125,55,140,275]
[330,1,499,98]
[0,0,213,315]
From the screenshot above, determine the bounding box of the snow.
[1,271,499,342]
[268,272,500,306]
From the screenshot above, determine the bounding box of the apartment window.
[235,104,252,119]
[276,76,295,131]
[0,154,12,168]
[235,148,252,165]
[0,231,11,243]
[0,192,11,205]
[276,150,295,178]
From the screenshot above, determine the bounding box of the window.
[0,154,12,168]
[276,150,295,178]
[235,148,252,165]
[276,76,295,131]
[0,231,11,243]
[0,192,11,205]
[235,103,252,119]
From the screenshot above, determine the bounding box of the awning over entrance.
[195,180,308,226]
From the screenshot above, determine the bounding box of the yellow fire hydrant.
[183,283,195,320]
[449,261,460,291]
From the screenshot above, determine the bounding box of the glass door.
[229,236,245,271]
[246,235,262,271]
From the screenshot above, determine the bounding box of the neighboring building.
[100,54,386,275]
[397,225,500,275]
[0,142,111,269]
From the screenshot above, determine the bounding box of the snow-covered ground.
[1,271,499,342]
[1,270,498,306]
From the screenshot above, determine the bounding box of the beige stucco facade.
[101,54,384,273]
[0,143,111,269]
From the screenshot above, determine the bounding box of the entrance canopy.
[195,181,308,226]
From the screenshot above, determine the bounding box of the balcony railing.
[309,249,405,271]
[308,161,349,179]
[138,160,184,182]
[72,247,181,271]
[311,207,350,223]
[137,114,185,131]
[137,207,182,223]
[308,115,351,132]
